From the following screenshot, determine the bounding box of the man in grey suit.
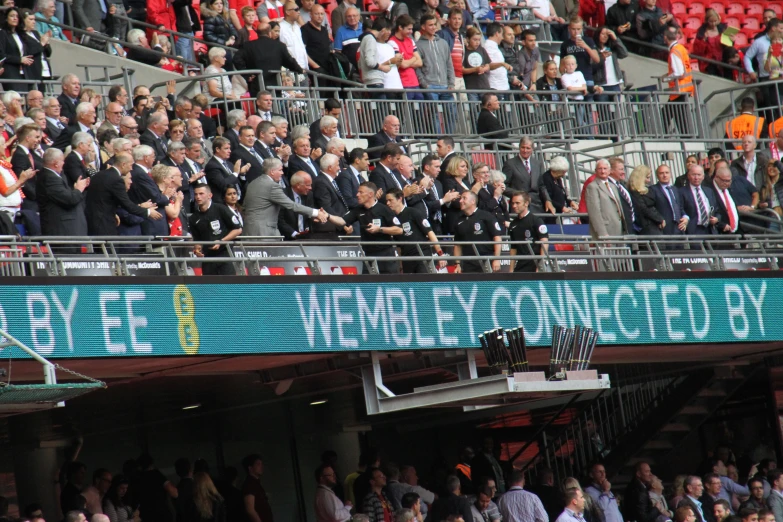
[242,158,328,237]
[72,0,103,32]
[585,159,626,239]
[502,136,554,214]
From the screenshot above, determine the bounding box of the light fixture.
[182,403,201,410]
[310,399,328,406]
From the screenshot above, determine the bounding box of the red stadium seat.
[745,2,763,15]
[769,4,783,17]
[671,1,687,15]
[684,16,702,29]
[688,1,705,15]
[471,152,496,169]
[742,17,760,30]
[725,1,744,15]
[732,31,749,47]
[723,16,741,27]
[708,1,725,14]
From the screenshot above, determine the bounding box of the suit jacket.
[366,131,406,160]
[128,164,171,236]
[46,118,66,140]
[232,36,304,94]
[10,146,40,201]
[730,153,767,190]
[677,497,705,522]
[288,155,320,181]
[502,155,550,213]
[679,184,718,235]
[369,163,401,200]
[710,183,735,234]
[312,173,348,236]
[699,495,717,522]
[278,186,315,239]
[53,122,94,152]
[630,190,665,236]
[140,129,168,164]
[230,145,265,186]
[585,178,625,239]
[623,479,663,522]
[243,174,316,236]
[162,157,195,205]
[86,167,149,236]
[62,151,88,187]
[441,175,469,235]
[767,489,783,522]
[36,167,87,236]
[423,176,445,235]
[336,167,362,208]
[72,0,102,31]
[57,94,78,126]
[476,108,508,147]
[204,156,241,204]
[224,128,240,152]
[610,179,636,234]
[650,182,685,236]
[0,30,27,89]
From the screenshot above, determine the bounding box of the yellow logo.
[173,285,200,355]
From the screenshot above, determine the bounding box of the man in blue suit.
[679,165,718,235]
[650,164,689,245]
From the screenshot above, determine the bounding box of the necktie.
[98,0,107,18]
[723,189,736,231]
[664,185,676,214]
[27,152,34,169]
[307,159,317,176]
[615,182,635,223]
[392,172,402,190]
[332,179,348,208]
[295,193,304,232]
[432,182,441,221]
[524,159,530,174]
[250,147,262,163]
[695,188,709,226]
[160,137,167,153]
[605,181,622,220]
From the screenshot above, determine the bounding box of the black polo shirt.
[454,208,501,272]
[188,201,241,256]
[343,201,400,255]
[301,22,332,68]
[508,211,548,272]
[395,207,433,256]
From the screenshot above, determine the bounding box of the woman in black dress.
[20,8,51,91]
[441,154,471,235]
[0,7,32,92]
[628,164,665,235]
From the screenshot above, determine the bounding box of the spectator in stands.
[53,102,96,155]
[205,48,240,103]
[314,463,352,522]
[541,156,576,217]
[437,9,465,96]
[358,18,403,97]
[205,137,246,203]
[462,26,490,101]
[332,0,357,38]
[233,25,304,95]
[680,165,719,235]
[302,4,331,70]
[476,93,508,147]
[335,7,363,55]
[236,7,260,45]
[36,146,89,237]
[768,471,783,522]
[585,464,623,522]
[376,0,409,23]
[103,475,133,522]
[739,479,766,511]
[557,488,586,522]
[0,8,31,93]
[71,0,102,33]
[20,9,51,90]
[725,98,766,147]
[503,137,552,214]
[26,89,43,110]
[43,97,66,139]
[34,0,65,40]
[635,0,677,51]
[744,19,780,104]
[624,463,663,522]
[389,15,423,99]
[535,59,564,102]
[650,164,687,239]
[125,29,166,66]
[607,157,635,233]
[483,23,513,98]
[140,111,170,164]
[586,158,626,238]
[506,29,537,97]
[731,135,768,189]
[202,0,239,61]
[627,165,664,235]
[560,17,601,98]
[692,9,729,76]
[0,137,35,224]
[279,1,309,72]
[441,154,470,234]
[416,13,455,125]
[425,476,473,522]
[593,26,626,101]
[715,165,754,230]
[498,470,548,522]
[529,0,565,40]
[167,120,185,145]
[367,115,405,160]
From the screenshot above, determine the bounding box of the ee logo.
[173,285,200,354]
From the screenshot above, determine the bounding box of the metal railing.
[701,77,783,141]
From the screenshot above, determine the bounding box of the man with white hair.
[57,73,81,125]
[140,111,170,163]
[26,90,44,110]
[36,147,89,237]
[129,145,171,236]
[313,153,351,239]
[585,159,626,239]
[44,96,67,139]
[367,115,406,160]
[224,109,247,152]
[126,29,166,66]
[101,102,124,134]
[63,131,94,186]
[106,137,133,167]
[186,118,212,159]
[53,102,97,154]
[325,138,347,170]
[313,115,339,153]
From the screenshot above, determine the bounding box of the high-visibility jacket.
[455,463,472,480]
[668,43,694,100]
[726,113,765,149]
[769,116,783,141]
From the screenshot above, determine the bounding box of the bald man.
[367,115,406,160]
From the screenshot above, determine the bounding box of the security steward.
[508,190,549,273]
[324,181,403,274]
[453,191,502,274]
[725,97,765,149]
[384,188,445,274]
[189,185,243,275]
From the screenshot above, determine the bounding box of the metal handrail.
[615,34,744,73]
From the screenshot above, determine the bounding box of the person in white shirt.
[560,55,589,132]
[279,1,309,71]
[483,23,513,96]
[315,464,352,522]
[585,464,624,522]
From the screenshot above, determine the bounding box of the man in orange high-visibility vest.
[663,27,694,135]
[725,97,765,150]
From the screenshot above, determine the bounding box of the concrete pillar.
[10,413,60,522]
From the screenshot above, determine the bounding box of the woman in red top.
[691,8,729,75]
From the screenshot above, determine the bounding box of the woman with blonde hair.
[759,162,783,230]
[441,154,471,235]
[627,165,665,235]
[670,474,687,508]
[192,471,226,522]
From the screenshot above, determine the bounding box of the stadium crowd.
[1,440,781,522]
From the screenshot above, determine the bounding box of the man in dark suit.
[232,33,305,96]
[61,132,97,188]
[607,157,636,234]
[679,165,718,236]
[255,121,286,162]
[52,102,98,157]
[313,153,351,239]
[396,154,428,215]
[288,137,321,181]
[224,109,247,153]
[309,98,343,144]
[369,143,404,201]
[376,0,409,23]
[337,148,368,209]
[278,171,316,239]
[205,137,246,204]
[230,126,266,186]
[86,153,162,236]
[623,463,664,522]
[502,136,553,214]
[254,91,286,121]
[367,115,406,160]
[45,97,68,140]
[436,137,457,175]
[128,144,170,237]
[677,476,706,522]
[139,112,169,164]
[710,166,741,234]
[312,116,340,154]
[12,124,44,179]
[420,153,459,236]
[476,93,508,148]
[36,148,89,236]
[57,74,81,126]
[650,164,688,242]
[162,141,197,210]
